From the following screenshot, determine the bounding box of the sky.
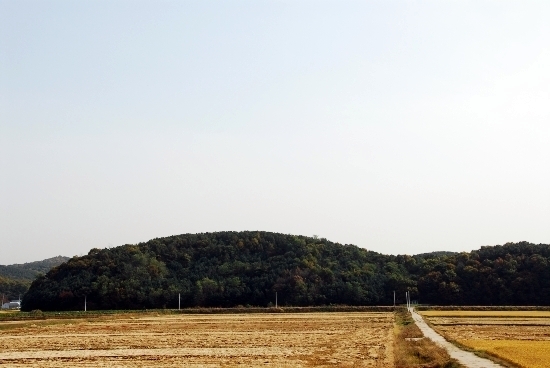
[1,1,549,264]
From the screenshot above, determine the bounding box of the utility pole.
[393,291,395,307]
[84,295,87,312]
[178,293,181,311]
[275,292,278,308]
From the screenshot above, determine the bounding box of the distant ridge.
[0,256,69,301]
[415,251,458,259]
[0,256,70,281]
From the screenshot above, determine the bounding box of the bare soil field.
[420,310,550,368]
[420,310,550,318]
[0,312,394,367]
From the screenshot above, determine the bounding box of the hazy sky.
[1,1,549,264]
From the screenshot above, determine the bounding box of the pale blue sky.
[1,1,549,264]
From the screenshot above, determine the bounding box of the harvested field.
[0,312,394,367]
[459,340,550,368]
[421,310,550,368]
[420,311,550,318]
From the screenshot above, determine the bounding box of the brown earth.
[426,316,550,341]
[0,312,394,367]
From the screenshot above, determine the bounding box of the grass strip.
[394,307,463,368]
[0,305,395,321]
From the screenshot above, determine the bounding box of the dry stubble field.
[0,312,394,367]
[420,310,550,368]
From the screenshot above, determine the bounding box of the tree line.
[21,232,550,311]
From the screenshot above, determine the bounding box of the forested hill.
[0,276,29,301]
[21,232,550,311]
[0,256,70,301]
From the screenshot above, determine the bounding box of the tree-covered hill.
[0,256,70,301]
[21,232,550,311]
[0,276,29,301]
[0,256,70,281]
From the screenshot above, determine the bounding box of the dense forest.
[20,232,550,311]
[0,256,69,301]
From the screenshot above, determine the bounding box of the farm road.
[410,309,504,368]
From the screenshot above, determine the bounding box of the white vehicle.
[1,301,21,310]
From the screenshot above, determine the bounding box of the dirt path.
[410,309,505,368]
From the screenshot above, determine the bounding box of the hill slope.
[0,256,70,281]
[0,256,69,301]
[0,276,29,302]
[21,232,550,311]
[23,232,394,310]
